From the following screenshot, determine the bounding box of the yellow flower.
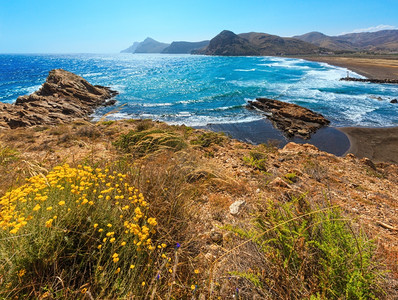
[58,201,65,206]
[103,238,107,243]
[97,245,102,249]
[161,243,167,248]
[81,288,87,294]
[121,241,126,246]
[115,268,120,274]
[17,269,26,278]
[112,253,118,258]
[33,204,41,211]
[113,257,119,263]
[130,264,135,269]
[46,207,53,211]
[45,219,53,228]
[110,238,115,243]
[141,282,145,287]
[169,268,172,273]
[191,284,196,290]
[107,224,112,228]
[98,229,104,232]
[93,223,98,228]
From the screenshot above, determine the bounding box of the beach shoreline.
[297,55,398,80]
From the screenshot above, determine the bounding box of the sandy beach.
[301,56,398,80]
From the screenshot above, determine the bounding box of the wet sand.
[300,56,398,80]
[339,127,398,164]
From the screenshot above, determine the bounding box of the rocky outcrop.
[247,98,330,139]
[0,69,117,129]
[340,77,398,84]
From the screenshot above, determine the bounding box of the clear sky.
[0,0,397,53]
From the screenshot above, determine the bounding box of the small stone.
[360,157,376,170]
[210,230,223,244]
[229,200,246,215]
[270,177,290,188]
[390,99,397,103]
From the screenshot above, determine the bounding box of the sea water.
[0,53,397,128]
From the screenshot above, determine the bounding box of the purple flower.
[175,243,181,249]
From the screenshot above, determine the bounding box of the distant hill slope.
[134,38,170,53]
[120,42,140,53]
[199,30,260,56]
[239,32,324,55]
[198,30,326,56]
[294,30,398,52]
[162,40,210,54]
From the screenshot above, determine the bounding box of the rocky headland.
[247,97,330,139]
[0,69,117,129]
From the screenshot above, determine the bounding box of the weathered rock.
[229,200,246,215]
[391,99,398,103]
[247,98,330,139]
[0,69,118,129]
[340,77,398,84]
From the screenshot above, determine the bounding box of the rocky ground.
[0,119,397,298]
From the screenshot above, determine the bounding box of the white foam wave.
[234,68,256,72]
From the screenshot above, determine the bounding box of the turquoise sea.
[1,54,397,130]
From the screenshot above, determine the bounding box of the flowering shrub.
[0,164,162,298]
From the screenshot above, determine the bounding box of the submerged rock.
[247,97,330,139]
[0,69,117,129]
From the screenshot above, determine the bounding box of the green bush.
[228,196,383,299]
[114,129,187,157]
[190,132,225,148]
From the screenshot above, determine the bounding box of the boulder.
[391,99,398,103]
[0,69,118,129]
[247,98,330,139]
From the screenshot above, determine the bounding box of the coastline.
[297,55,398,80]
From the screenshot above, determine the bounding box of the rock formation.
[247,97,330,139]
[340,77,398,84]
[0,69,117,129]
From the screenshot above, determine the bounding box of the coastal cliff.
[0,69,117,128]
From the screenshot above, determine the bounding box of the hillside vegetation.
[0,119,397,299]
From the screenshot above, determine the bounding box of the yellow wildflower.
[33,204,41,211]
[58,201,65,206]
[115,267,120,274]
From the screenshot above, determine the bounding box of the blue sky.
[0,0,397,53]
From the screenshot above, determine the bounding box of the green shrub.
[243,151,267,172]
[114,129,187,157]
[229,196,383,299]
[190,132,225,148]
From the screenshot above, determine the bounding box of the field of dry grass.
[0,119,397,298]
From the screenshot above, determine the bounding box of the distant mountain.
[134,38,170,53]
[292,32,354,51]
[238,32,323,55]
[294,30,398,52]
[198,30,260,56]
[197,30,325,56]
[162,40,210,54]
[120,42,140,53]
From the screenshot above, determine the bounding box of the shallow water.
[1,53,397,129]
